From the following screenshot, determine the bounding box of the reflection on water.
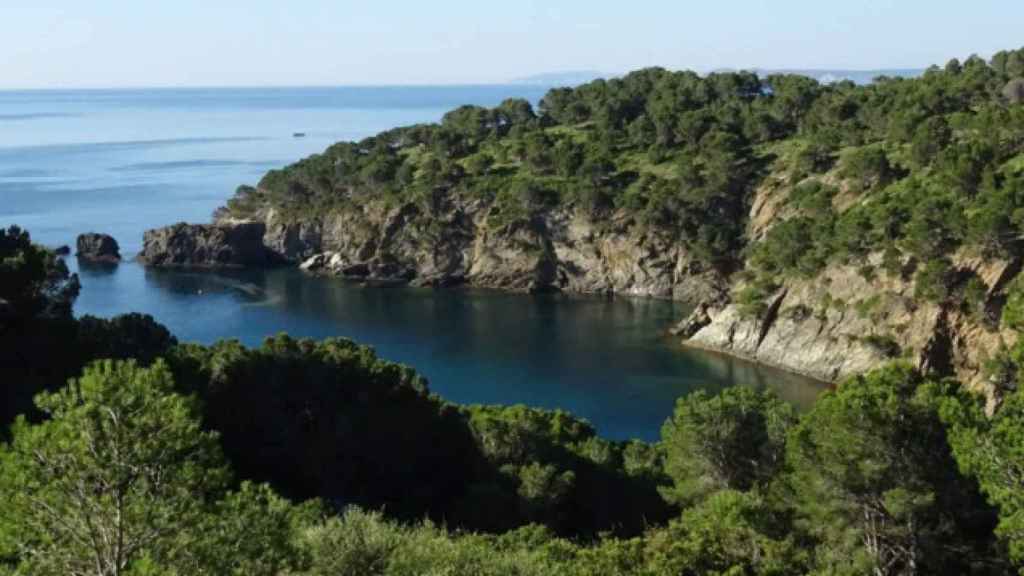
[84,264,828,441]
[74,259,120,276]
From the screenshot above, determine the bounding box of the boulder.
[76,233,121,263]
[138,222,277,268]
[299,253,329,271]
[54,245,71,256]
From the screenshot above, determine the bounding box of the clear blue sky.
[4,0,1022,89]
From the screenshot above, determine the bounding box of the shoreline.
[679,335,834,389]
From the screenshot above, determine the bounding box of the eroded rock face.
[76,233,121,263]
[248,198,727,299]
[684,254,1018,396]
[138,222,276,268]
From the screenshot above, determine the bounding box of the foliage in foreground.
[9,72,1024,573]
[0,360,312,576]
[3,351,1021,575]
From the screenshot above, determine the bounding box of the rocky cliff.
[139,175,1022,400]
[138,171,1024,402]
[183,196,719,300]
[674,173,1022,398]
[678,256,1018,395]
[141,198,725,300]
[138,222,278,268]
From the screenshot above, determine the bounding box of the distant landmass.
[514,68,925,88]
[757,68,925,84]
[510,70,610,86]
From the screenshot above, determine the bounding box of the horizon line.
[0,65,936,93]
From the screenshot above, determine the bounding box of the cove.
[73,260,827,441]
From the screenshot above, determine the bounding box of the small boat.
[293,132,306,138]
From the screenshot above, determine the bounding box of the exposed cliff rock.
[76,233,121,263]
[682,253,1019,396]
[233,199,727,300]
[138,222,278,268]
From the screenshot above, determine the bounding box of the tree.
[465,152,494,176]
[0,360,230,575]
[0,226,79,320]
[938,351,1024,567]
[840,145,894,193]
[193,482,316,576]
[765,74,821,128]
[1004,278,1024,331]
[168,335,480,523]
[0,360,315,576]
[785,365,1000,576]
[644,490,801,575]
[910,116,951,167]
[660,387,795,505]
[496,98,536,131]
[914,257,953,302]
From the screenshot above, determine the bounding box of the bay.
[0,85,825,440]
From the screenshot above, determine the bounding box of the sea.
[0,86,825,440]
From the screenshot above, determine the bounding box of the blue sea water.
[0,86,824,440]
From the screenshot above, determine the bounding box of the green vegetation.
[224,48,1024,292]
[5,220,1024,574]
[9,45,1024,574]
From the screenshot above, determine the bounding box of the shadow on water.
[143,267,266,299]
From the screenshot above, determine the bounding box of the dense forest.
[5,46,1024,574]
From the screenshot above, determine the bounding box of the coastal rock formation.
[141,51,1024,406]
[138,222,277,268]
[682,254,1018,396]
[246,202,726,300]
[76,233,121,263]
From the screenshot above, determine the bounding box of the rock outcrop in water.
[76,233,121,263]
[138,222,278,268]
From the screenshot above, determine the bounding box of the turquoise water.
[0,86,825,440]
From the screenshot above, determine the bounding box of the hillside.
[146,48,1024,396]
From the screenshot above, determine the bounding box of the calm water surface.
[1,86,825,440]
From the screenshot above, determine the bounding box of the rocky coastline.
[139,199,727,301]
[137,221,281,268]
[136,188,1016,400]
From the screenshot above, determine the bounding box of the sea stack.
[138,221,276,268]
[76,233,121,263]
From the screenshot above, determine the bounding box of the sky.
[3,0,1023,89]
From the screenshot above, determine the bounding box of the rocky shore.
[139,193,1014,408]
[139,200,727,301]
[136,189,1015,399]
[137,221,279,268]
